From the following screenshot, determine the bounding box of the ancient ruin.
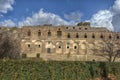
[20,24,120,61]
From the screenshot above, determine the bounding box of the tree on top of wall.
[77,22,90,26]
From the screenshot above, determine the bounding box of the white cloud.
[64,12,82,22]
[0,19,16,27]
[0,0,15,14]
[18,9,69,27]
[0,9,81,27]
[89,0,120,31]
[89,10,114,31]
[112,0,120,14]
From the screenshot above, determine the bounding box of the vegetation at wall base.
[0,60,120,80]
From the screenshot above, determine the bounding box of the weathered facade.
[21,25,120,61]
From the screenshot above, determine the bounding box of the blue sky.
[1,0,114,21]
[0,0,120,31]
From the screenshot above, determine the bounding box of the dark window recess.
[58,28,61,30]
[38,45,40,48]
[22,54,26,58]
[59,46,61,48]
[28,44,30,48]
[84,34,87,38]
[57,31,62,37]
[48,31,51,36]
[36,53,40,58]
[47,48,51,53]
[74,46,77,49]
[66,27,68,29]
[67,33,70,38]
[67,46,69,49]
[76,33,79,38]
[85,28,87,30]
[73,27,75,29]
[109,35,112,39]
[27,30,31,36]
[92,34,95,38]
[100,35,104,38]
[79,28,81,30]
[48,41,50,44]
[117,36,119,39]
[38,32,41,36]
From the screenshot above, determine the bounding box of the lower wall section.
[20,53,120,62]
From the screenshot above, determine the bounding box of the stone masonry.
[20,25,120,61]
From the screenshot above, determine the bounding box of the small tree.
[0,28,20,59]
[77,22,90,26]
[77,22,83,26]
[93,39,120,62]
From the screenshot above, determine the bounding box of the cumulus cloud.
[0,19,16,27]
[89,10,114,31]
[0,0,15,14]
[89,0,120,31]
[18,9,69,26]
[112,0,120,14]
[0,9,81,27]
[64,12,82,22]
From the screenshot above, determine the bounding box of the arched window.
[100,34,104,39]
[92,34,95,38]
[76,33,79,38]
[38,45,40,48]
[67,33,70,38]
[38,30,41,36]
[67,46,69,49]
[117,35,119,39]
[79,28,81,30]
[109,35,112,39]
[28,44,30,48]
[27,30,31,36]
[66,27,68,29]
[85,28,87,30]
[84,33,87,38]
[48,30,51,36]
[57,29,62,37]
[74,46,77,49]
[59,46,61,48]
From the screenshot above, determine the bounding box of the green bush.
[0,60,120,80]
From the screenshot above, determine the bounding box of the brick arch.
[55,41,63,54]
[73,42,79,54]
[34,41,43,53]
[45,41,55,53]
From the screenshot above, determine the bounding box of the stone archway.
[34,41,42,53]
[45,41,55,54]
[56,41,63,54]
[72,42,79,54]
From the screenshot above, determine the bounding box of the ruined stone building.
[21,24,120,61]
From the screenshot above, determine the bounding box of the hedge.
[0,60,120,80]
